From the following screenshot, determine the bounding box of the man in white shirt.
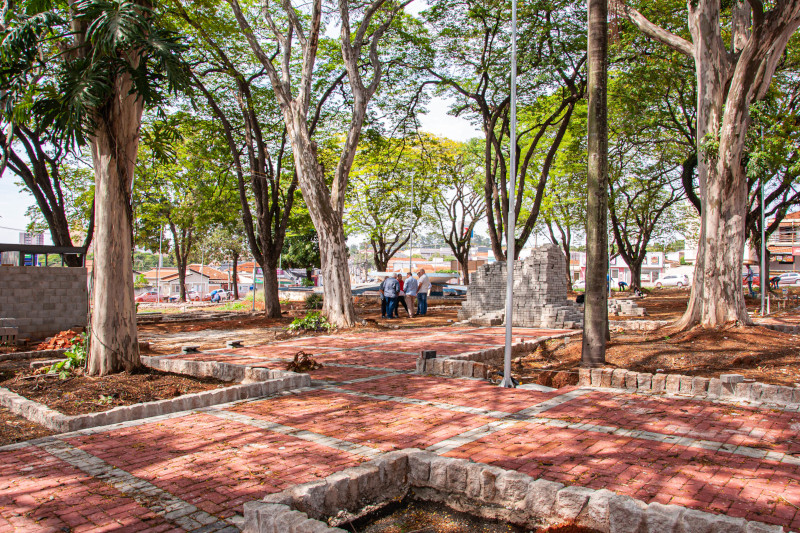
[403,272,418,317]
[416,269,431,316]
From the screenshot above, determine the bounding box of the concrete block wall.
[0,266,88,340]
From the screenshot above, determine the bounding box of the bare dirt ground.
[0,357,228,417]
[345,498,599,533]
[138,298,462,354]
[0,406,54,445]
[510,324,800,387]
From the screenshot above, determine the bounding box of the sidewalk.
[1,327,798,532]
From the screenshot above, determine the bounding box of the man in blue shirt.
[379,275,400,319]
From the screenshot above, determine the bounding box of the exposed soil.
[0,358,228,416]
[505,324,800,387]
[344,498,601,533]
[0,406,54,446]
[138,301,461,354]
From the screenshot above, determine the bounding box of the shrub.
[287,312,334,332]
[47,331,88,379]
[305,293,323,310]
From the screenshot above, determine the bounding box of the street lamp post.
[501,0,519,389]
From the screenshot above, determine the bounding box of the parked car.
[572,277,621,290]
[186,291,201,301]
[204,289,231,302]
[135,290,165,303]
[655,274,690,288]
[777,272,800,286]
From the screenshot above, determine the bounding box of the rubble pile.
[36,328,84,351]
[459,244,583,329]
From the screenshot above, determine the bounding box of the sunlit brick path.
[1,327,798,531]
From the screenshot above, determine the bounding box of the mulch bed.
[345,498,600,532]
[0,358,228,416]
[0,406,54,446]
[508,325,800,387]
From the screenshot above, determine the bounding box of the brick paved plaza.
[1,326,799,532]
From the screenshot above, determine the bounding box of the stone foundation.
[243,449,785,533]
[458,245,583,329]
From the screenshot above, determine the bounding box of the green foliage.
[134,274,149,288]
[2,0,190,147]
[47,332,88,379]
[304,293,323,310]
[287,312,334,333]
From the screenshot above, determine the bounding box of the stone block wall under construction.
[458,244,583,329]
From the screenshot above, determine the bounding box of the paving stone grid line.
[6,327,800,532]
[35,439,239,533]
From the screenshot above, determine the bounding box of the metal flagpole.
[501,0,519,388]
[761,174,766,315]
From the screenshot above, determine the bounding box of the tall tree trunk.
[87,74,142,376]
[232,253,239,299]
[581,0,608,368]
[629,259,642,291]
[286,117,356,327]
[459,256,470,285]
[262,255,282,318]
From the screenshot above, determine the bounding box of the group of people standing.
[379,269,431,319]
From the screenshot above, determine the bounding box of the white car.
[777,272,800,286]
[572,277,621,290]
[655,274,690,288]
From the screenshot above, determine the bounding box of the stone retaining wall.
[142,355,274,383]
[579,368,800,409]
[417,332,580,379]
[243,449,785,533]
[0,348,67,362]
[0,371,310,433]
[0,266,88,340]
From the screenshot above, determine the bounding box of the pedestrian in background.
[746,265,756,298]
[417,269,431,316]
[380,275,400,319]
[403,272,417,318]
[394,273,408,318]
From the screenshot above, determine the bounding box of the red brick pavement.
[0,445,174,533]
[444,420,800,530]
[66,413,362,520]
[6,326,800,531]
[230,389,495,452]
[342,374,555,412]
[543,391,800,455]
[312,350,417,370]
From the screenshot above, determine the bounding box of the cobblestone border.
[416,331,580,379]
[608,319,671,331]
[243,449,786,533]
[141,354,275,382]
[0,348,67,362]
[578,368,800,410]
[0,371,310,433]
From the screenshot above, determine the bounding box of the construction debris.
[35,328,84,351]
[286,351,323,372]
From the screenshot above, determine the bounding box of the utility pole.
[501,0,519,388]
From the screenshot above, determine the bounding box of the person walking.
[746,265,756,298]
[403,272,417,317]
[394,273,408,318]
[380,275,400,319]
[417,269,431,316]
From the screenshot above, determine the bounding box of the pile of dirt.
[35,328,84,350]
[509,324,800,386]
[0,360,228,416]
